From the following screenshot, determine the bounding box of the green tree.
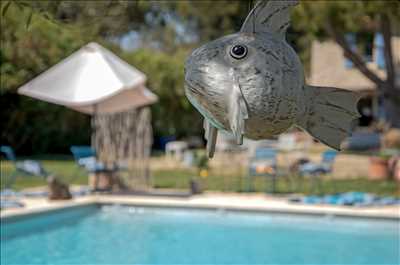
[1,1,94,154]
[292,0,400,127]
[0,1,207,153]
[121,48,203,137]
[9,0,398,154]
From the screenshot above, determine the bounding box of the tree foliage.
[292,0,400,127]
[1,2,95,154]
[0,1,205,153]
[2,0,399,154]
[121,48,203,137]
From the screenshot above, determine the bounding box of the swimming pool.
[1,204,399,264]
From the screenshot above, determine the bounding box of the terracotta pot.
[369,157,389,180]
[395,168,400,182]
[388,156,400,182]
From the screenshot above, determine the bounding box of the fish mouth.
[185,79,228,131]
[184,82,203,102]
[185,77,208,97]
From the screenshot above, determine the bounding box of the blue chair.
[247,147,278,193]
[299,150,338,176]
[70,146,127,172]
[70,146,105,173]
[249,148,277,175]
[0,146,48,189]
[70,146,123,192]
[298,150,338,194]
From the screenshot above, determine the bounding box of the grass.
[152,169,399,196]
[1,159,87,190]
[1,159,399,196]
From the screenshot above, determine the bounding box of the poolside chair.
[247,147,279,193]
[70,145,122,191]
[298,150,338,194]
[70,145,105,173]
[70,145,128,173]
[0,199,24,209]
[299,150,337,176]
[0,146,48,189]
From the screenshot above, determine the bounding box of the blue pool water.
[1,205,399,264]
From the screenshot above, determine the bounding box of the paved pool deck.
[1,192,399,220]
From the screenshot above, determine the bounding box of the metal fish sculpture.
[184,0,360,158]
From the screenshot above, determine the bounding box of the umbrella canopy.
[18,42,157,114]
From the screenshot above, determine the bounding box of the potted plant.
[190,152,209,194]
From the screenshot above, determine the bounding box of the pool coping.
[1,194,399,221]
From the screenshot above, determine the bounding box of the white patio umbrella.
[18,42,158,114]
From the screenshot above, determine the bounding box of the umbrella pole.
[91,104,98,158]
[89,104,98,191]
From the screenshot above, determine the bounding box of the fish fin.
[297,85,361,151]
[203,119,218,158]
[228,81,249,145]
[240,0,298,39]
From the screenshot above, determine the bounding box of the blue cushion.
[299,163,330,175]
[70,146,96,160]
[0,146,16,161]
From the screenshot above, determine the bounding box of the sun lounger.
[0,189,20,198]
[20,190,49,198]
[1,146,48,178]
[1,146,49,192]
[0,199,24,209]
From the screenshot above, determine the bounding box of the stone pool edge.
[1,194,399,221]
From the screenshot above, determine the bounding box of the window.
[344,33,356,69]
[374,33,385,69]
[344,32,377,68]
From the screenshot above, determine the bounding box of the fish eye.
[230,45,248,60]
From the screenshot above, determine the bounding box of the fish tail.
[297,85,361,150]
